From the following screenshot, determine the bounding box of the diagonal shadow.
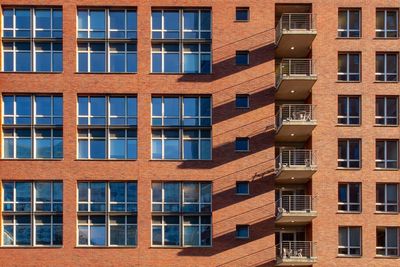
[178,128,275,169]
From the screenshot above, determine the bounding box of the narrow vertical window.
[376,96,398,125]
[338,96,361,125]
[338,9,360,38]
[338,53,361,81]
[376,53,398,82]
[338,226,362,256]
[338,139,361,168]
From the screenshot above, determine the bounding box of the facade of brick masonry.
[0,0,399,266]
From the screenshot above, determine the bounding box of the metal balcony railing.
[277,241,317,260]
[275,104,316,130]
[275,13,316,43]
[276,58,315,87]
[276,195,315,215]
[275,149,317,170]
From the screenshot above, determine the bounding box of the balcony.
[275,149,317,183]
[275,104,316,142]
[276,195,317,225]
[275,13,316,58]
[275,59,317,100]
[276,241,317,266]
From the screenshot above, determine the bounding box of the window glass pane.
[90,183,106,203]
[109,10,125,31]
[387,228,398,247]
[236,9,249,21]
[90,225,106,245]
[339,228,347,246]
[90,10,105,31]
[35,182,51,202]
[164,11,179,31]
[164,53,180,72]
[387,185,398,203]
[165,139,180,159]
[16,225,31,245]
[376,11,384,30]
[164,225,180,245]
[164,183,180,203]
[16,9,31,30]
[338,184,347,202]
[349,227,360,246]
[36,225,51,245]
[184,226,199,246]
[35,10,51,30]
[90,97,106,117]
[184,54,199,73]
[164,98,180,117]
[201,11,211,31]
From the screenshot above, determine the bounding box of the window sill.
[236,193,250,196]
[335,81,361,83]
[374,81,399,84]
[336,37,362,40]
[1,158,63,161]
[336,211,361,214]
[374,168,399,171]
[375,255,400,259]
[74,72,137,75]
[235,236,250,240]
[236,106,250,109]
[336,255,362,258]
[75,159,137,161]
[234,20,249,23]
[1,246,63,248]
[336,167,361,170]
[235,150,250,153]
[149,159,212,162]
[374,211,399,215]
[336,124,361,127]
[148,72,212,75]
[1,71,63,74]
[150,246,212,249]
[374,124,399,127]
[373,37,399,40]
[76,246,136,249]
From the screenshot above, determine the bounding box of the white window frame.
[338,183,361,212]
[376,9,399,38]
[338,96,361,125]
[338,139,361,169]
[151,215,181,247]
[182,215,212,247]
[376,183,399,212]
[2,181,63,247]
[376,227,399,257]
[338,53,360,81]
[376,140,399,169]
[376,96,399,125]
[338,9,361,38]
[76,181,138,247]
[376,53,398,82]
[2,95,63,159]
[338,226,362,256]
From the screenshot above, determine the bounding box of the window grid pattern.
[151,182,212,247]
[2,8,62,72]
[77,182,137,247]
[2,95,63,159]
[77,96,137,160]
[338,139,361,168]
[151,9,212,74]
[376,9,399,38]
[376,96,399,125]
[376,53,398,82]
[77,9,137,73]
[338,226,362,256]
[338,183,361,212]
[338,96,360,125]
[151,96,212,160]
[2,181,63,247]
[376,140,398,169]
[376,183,399,212]
[376,227,399,256]
[338,9,360,38]
[338,53,360,82]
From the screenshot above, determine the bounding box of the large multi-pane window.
[376,96,398,125]
[376,227,399,256]
[2,95,63,159]
[77,182,137,246]
[2,181,63,246]
[338,9,361,38]
[376,140,398,169]
[376,9,398,38]
[151,96,212,160]
[338,96,361,125]
[338,53,360,82]
[77,96,137,159]
[338,139,361,168]
[338,183,361,212]
[338,226,362,256]
[151,9,212,73]
[2,8,62,72]
[376,53,398,82]
[151,182,212,247]
[77,9,137,73]
[376,183,398,212]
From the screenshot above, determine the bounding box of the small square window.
[236,225,249,239]
[236,51,249,65]
[236,182,249,195]
[235,137,249,152]
[236,8,249,21]
[236,95,249,108]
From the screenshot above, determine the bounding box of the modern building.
[0,1,399,266]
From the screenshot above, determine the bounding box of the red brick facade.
[0,0,398,266]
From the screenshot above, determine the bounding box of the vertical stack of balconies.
[274,6,317,267]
